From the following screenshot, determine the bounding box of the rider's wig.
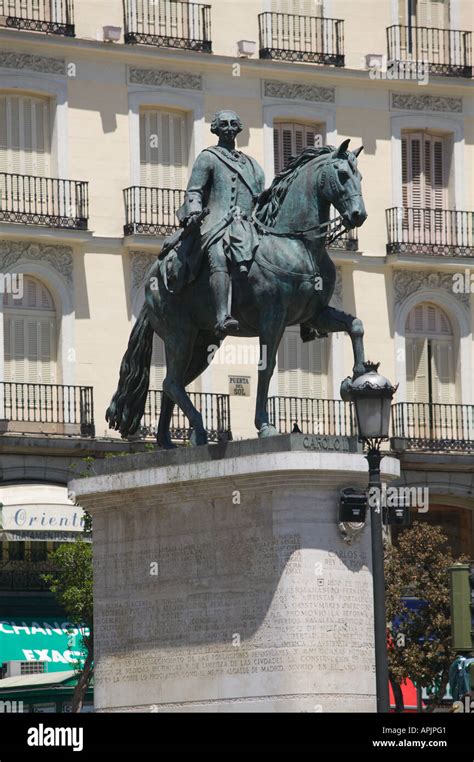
[210,110,243,135]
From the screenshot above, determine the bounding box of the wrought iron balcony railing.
[124,186,184,237]
[387,25,472,78]
[386,207,474,257]
[0,174,88,230]
[123,0,211,52]
[258,12,344,66]
[142,390,231,443]
[267,396,356,437]
[392,402,474,452]
[0,0,74,36]
[0,382,95,437]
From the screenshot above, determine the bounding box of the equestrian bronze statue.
[107,110,367,447]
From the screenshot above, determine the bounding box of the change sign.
[0,619,88,673]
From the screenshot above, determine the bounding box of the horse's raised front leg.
[255,323,286,437]
[310,305,366,379]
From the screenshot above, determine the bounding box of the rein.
[252,155,360,244]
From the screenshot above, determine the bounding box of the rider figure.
[176,110,265,336]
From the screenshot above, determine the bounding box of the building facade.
[0,0,473,643]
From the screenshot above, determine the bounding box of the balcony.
[387,25,472,78]
[124,186,184,237]
[123,0,211,52]
[386,207,474,257]
[0,174,88,230]
[392,402,474,453]
[0,0,74,36]
[141,390,231,443]
[267,396,356,437]
[258,12,344,66]
[0,382,95,437]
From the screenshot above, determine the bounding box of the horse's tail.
[106,304,154,437]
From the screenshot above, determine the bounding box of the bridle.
[252,155,362,245]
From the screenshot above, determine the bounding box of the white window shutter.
[3,276,56,385]
[150,335,166,391]
[278,326,327,398]
[402,132,446,213]
[140,109,187,190]
[431,340,455,404]
[273,122,322,174]
[406,337,429,403]
[271,1,322,14]
[0,94,50,177]
[417,0,448,28]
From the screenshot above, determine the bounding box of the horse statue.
[106,139,367,448]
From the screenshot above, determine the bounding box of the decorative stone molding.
[390,92,462,114]
[0,51,65,75]
[263,80,335,103]
[0,241,73,283]
[128,67,202,90]
[131,251,157,294]
[393,269,469,306]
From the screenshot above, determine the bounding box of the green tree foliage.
[43,538,93,713]
[385,521,464,712]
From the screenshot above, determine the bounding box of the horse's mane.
[255,145,335,225]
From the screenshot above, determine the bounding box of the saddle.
[160,208,260,295]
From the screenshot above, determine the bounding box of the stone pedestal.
[71,435,399,713]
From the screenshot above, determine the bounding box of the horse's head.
[320,139,367,230]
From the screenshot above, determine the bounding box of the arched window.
[3,275,57,384]
[405,302,456,404]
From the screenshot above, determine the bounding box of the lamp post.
[342,361,397,713]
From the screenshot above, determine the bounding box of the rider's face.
[217,114,240,142]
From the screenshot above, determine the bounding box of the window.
[402,132,446,210]
[271,1,323,16]
[273,122,322,174]
[3,275,57,384]
[401,131,449,242]
[150,335,166,392]
[278,325,328,398]
[398,0,449,28]
[0,94,51,176]
[139,109,187,190]
[405,302,456,404]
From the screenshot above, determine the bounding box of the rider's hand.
[186,211,202,226]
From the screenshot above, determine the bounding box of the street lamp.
[342,361,398,713]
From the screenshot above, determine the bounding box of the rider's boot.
[210,271,240,336]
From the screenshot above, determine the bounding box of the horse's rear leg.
[161,331,218,446]
[157,331,220,449]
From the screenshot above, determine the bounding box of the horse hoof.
[157,438,177,450]
[258,423,280,438]
[340,377,353,401]
[190,429,208,446]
